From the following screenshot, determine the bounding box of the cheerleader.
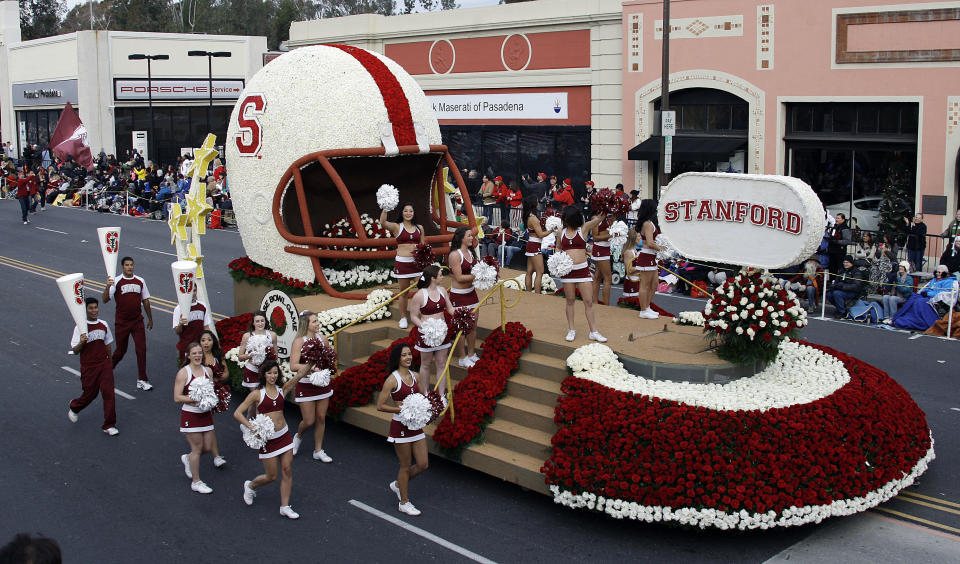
[557,206,608,343]
[234,360,310,520]
[289,310,335,463]
[199,330,227,468]
[381,202,425,330]
[409,264,455,395]
[174,343,218,494]
[376,343,428,516]
[636,199,667,319]
[591,212,614,305]
[621,229,641,301]
[447,227,480,368]
[237,311,278,417]
[523,196,549,294]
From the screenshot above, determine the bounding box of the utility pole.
[658,0,671,193]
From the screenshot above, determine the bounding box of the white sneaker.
[67,409,78,423]
[103,427,119,436]
[883,318,893,325]
[458,357,475,368]
[191,480,213,494]
[638,309,659,319]
[280,505,300,520]
[398,317,408,329]
[243,480,256,505]
[292,433,302,456]
[389,480,401,501]
[213,455,227,468]
[136,380,153,391]
[313,449,333,463]
[468,353,480,363]
[565,330,576,342]
[398,501,421,516]
[588,332,608,343]
[181,454,193,479]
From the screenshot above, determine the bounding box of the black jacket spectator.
[940,242,960,274]
[830,261,867,296]
[905,219,927,250]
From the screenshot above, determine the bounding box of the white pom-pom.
[419,317,448,348]
[655,233,678,262]
[188,377,218,412]
[377,184,400,212]
[398,393,433,430]
[607,220,628,248]
[547,251,575,278]
[242,414,275,450]
[545,216,562,233]
[245,334,272,366]
[472,262,498,291]
[308,369,331,388]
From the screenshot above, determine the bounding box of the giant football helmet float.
[226,44,477,298]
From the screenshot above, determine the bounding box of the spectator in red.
[27,169,41,213]
[553,178,575,207]
[506,181,523,229]
[15,170,30,224]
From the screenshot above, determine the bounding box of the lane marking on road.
[60,366,136,400]
[35,227,69,235]
[909,334,923,340]
[951,407,960,412]
[901,491,960,509]
[897,495,960,516]
[135,246,177,257]
[867,511,960,542]
[348,499,497,564]
[873,506,960,536]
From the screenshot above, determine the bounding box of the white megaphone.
[171,260,198,317]
[96,227,121,279]
[56,273,87,332]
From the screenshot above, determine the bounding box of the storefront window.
[16,109,63,156]
[115,105,232,167]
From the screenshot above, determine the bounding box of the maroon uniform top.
[455,249,475,275]
[71,319,114,368]
[390,371,418,404]
[172,300,213,352]
[640,225,662,255]
[559,228,587,252]
[396,225,421,244]
[109,275,150,324]
[257,387,284,415]
[418,289,447,316]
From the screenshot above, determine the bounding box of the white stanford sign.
[657,173,825,269]
[114,79,245,101]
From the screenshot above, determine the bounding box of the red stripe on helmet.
[326,44,416,147]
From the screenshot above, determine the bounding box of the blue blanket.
[892,293,940,330]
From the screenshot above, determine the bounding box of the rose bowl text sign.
[657,173,825,269]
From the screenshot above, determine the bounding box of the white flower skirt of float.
[242,415,276,450]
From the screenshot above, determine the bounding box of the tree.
[877,157,914,241]
[60,1,112,33]
[108,0,178,33]
[20,0,64,40]
[400,0,458,14]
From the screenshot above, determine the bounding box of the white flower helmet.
[226,44,474,295]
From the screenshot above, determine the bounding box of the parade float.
[212,45,932,531]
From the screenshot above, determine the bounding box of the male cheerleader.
[68,297,119,436]
[172,284,215,364]
[102,257,154,390]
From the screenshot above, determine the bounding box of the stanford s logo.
[73,280,84,305]
[178,273,194,295]
[235,94,266,157]
[105,231,119,253]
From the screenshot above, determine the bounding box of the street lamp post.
[188,51,232,136]
[658,0,671,192]
[128,53,169,165]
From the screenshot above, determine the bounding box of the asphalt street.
[1,199,958,562]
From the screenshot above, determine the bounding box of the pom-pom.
[607,220,628,248]
[425,389,448,423]
[545,216,562,233]
[472,260,498,291]
[398,392,433,430]
[242,414,275,449]
[608,193,630,217]
[188,377,218,412]
[264,346,277,363]
[419,317,448,348]
[655,233,678,262]
[451,306,478,334]
[245,334,272,366]
[413,242,434,271]
[212,382,231,414]
[300,337,338,371]
[376,184,400,212]
[589,188,615,215]
[547,251,575,278]
[307,369,332,388]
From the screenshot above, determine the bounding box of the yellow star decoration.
[167,203,188,246]
[442,167,457,194]
[186,184,214,235]
[186,134,219,184]
[186,243,204,278]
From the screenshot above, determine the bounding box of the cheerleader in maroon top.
[234,360,310,520]
[68,298,118,436]
[558,206,608,343]
[237,311,278,417]
[620,229,641,300]
[289,310,335,463]
[447,227,480,369]
[199,330,227,468]
[591,213,614,306]
[635,199,667,319]
[376,344,428,516]
[380,202,425,331]
[523,196,550,294]
[174,343,218,494]
[409,264,455,396]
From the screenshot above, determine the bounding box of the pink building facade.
[624,0,960,233]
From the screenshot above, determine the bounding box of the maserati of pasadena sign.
[428,92,568,120]
[657,173,825,269]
